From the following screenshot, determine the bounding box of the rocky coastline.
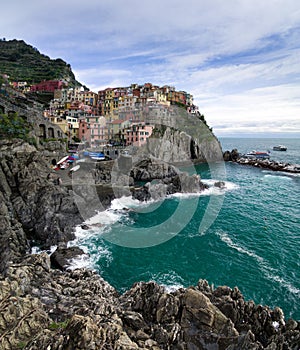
[0,139,299,349]
[223,149,300,174]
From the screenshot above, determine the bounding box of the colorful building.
[78,118,91,145]
[87,116,108,148]
[125,123,154,147]
[30,80,64,93]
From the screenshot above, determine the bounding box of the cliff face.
[0,139,82,271]
[146,108,223,164]
[0,139,299,350]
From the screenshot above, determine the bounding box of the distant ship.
[273,145,287,151]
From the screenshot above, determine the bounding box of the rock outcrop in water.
[0,139,299,349]
[130,158,208,201]
[223,149,300,173]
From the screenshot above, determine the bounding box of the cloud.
[1,0,300,136]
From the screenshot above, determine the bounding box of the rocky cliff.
[0,139,299,350]
[146,108,223,164]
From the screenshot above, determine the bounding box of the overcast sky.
[1,0,300,137]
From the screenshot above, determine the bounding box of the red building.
[30,80,64,93]
[78,118,90,143]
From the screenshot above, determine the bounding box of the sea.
[70,138,300,321]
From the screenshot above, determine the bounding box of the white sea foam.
[67,253,91,271]
[202,179,239,193]
[30,245,57,255]
[68,230,113,271]
[217,231,300,297]
[170,180,239,199]
[217,231,264,263]
[110,196,143,210]
[149,271,185,293]
[263,174,293,181]
[262,170,300,179]
[31,246,41,254]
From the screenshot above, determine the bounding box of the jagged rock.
[50,246,86,270]
[130,158,208,201]
[121,311,149,330]
[223,149,240,161]
[0,140,83,260]
[214,180,226,188]
[0,140,299,350]
[130,158,179,181]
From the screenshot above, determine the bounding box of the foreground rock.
[0,254,299,349]
[0,140,85,272]
[0,140,299,349]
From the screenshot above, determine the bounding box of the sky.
[1,0,300,137]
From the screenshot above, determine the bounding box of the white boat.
[273,145,287,151]
[57,155,69,165]
[70,164,80,172]
[244,150,270,159]
[91,156,105,161]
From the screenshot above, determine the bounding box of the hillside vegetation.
[0,39,80,86]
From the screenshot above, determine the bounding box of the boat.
[89,152,105,161]
[56,155,69,165]
[273,145,287,151]
[70,164,80,172]
[244,150,270,159]
[90,156,105,161]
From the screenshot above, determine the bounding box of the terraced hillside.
[0,39,80,86]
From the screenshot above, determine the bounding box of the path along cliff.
[0,139,299,349]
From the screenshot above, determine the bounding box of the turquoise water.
[73,138,300,321]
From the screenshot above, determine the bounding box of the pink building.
[126,123,154,147]
[86,116,108,148]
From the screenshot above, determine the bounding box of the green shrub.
[48,319,69,330]
[0,112,30,139]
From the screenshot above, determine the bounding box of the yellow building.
[47,116,69,137]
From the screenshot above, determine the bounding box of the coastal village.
[2,76,200,150]
[0,41,300,349]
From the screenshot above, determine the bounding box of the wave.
[148,271,185,292]
[31,245,57,255]
[262,173,293,181]
[67,253,92,271]
[202,179,239,193]
[217,231,300,297]
[74,179,239,239]
[262,171,300,179]
[170,180,239,199]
